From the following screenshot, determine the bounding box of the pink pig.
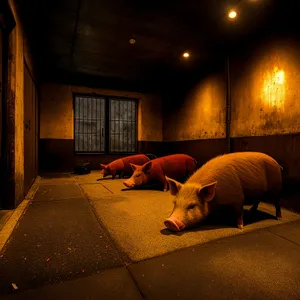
[123,154,197,191]
[99,154,153,179]
[164,152,283,231]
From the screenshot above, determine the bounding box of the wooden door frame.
[24,60,38,196]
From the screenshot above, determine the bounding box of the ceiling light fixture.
[183,52,190,58]
[129,38,136,44]
[228,10,237,19]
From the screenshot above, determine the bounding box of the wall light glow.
[262,67,286,110]
[183,52,190,58]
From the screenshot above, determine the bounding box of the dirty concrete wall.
[163,73,226,141]
[39,83,163,171]
[162,36,300,188]
[162,70,227,165]
[231,37,300,137]
[230,36,300,186]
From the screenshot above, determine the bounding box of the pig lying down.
[99,154,154,179]
[123,154,197,191]
[164,152,283,232]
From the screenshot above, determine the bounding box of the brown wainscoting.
[163,138,227,168]
[39,135,300,190]
[137,141,166,157]
[39,139,166,172]
[231,134,300,193]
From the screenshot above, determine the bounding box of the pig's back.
[187,152,282,201]
[109,159,124,172]
[159,154,193,174]
[122,154,150,173]
[150,154,194,180]
[230,152,282,195]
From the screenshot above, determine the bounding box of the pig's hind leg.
[268,190,282,220]
[250,191,282,220]
[250,198,261,213]
[233,202,244,230]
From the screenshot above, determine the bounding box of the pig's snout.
[123,180,135,188]
[164,217,185,232]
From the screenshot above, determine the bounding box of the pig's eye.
[188,204,197,210]
[135,174,141,178]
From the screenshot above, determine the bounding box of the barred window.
[74,95,137,153]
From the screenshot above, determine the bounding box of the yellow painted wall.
[163,73,226,141]
[231,38,300,137]
[40,83,163,141]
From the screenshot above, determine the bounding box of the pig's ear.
[130,163,137,171]
[100,164,106,170]
[165,176,182,196]
[197,181,217,202]
[142,161,152,173]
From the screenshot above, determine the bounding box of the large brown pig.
[99,154,155,179]
[164,152,283,231]
[123,154,197,191]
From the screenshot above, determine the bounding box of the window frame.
[72,93,139,155]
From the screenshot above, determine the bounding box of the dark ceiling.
[15,0,299,92]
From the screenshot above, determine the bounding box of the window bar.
[99,97,101,152]
[101,98,103,152]
[122,101,124,152]
[118,100,122,152]
[109,100,111,152]
[109,100,116,151]
[88,97,91,152]
[80,97,82,152]
[83,97,86,152]
[78,97,80,152]
[126,100,129,153]
[95,98,97,152]
[132,101,135,152]
[100,98,102,152]
[77,97,79,152]
[87,97,89,151]
[89,97,92,152]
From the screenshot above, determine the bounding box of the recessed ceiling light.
[228,10,237,19]
[183,52,190,58]
[129,38,136,44]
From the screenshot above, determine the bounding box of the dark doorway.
[24,62,38,196]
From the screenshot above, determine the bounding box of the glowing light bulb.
[228,10,237,19]
[183,52,190,58]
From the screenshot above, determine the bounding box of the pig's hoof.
[238,224,244,230]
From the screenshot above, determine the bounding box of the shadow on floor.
[160,206,278,236]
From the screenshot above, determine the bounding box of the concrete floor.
[79,172,300,261]
[0,171,300,299]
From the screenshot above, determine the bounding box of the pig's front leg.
[156,170,168,192]
[111,170,116,179]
